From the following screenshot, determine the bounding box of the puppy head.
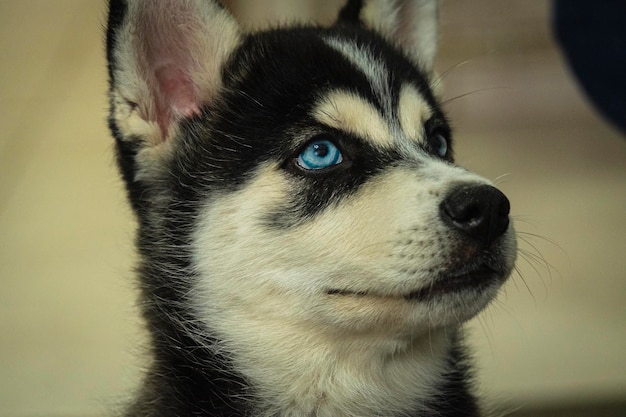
[106,0,516,344]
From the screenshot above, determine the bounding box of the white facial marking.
[190,157,516,415]
[313,90,394,148]
[324,37,394,119]
[398,84,432,142]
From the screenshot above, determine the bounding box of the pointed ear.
[338,0,439,71]
[106,0,241,146]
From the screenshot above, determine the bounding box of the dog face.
[107,0,516,376]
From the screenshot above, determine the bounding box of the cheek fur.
[190,160,502,331]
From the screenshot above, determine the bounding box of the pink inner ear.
[154,64,201,139]
[137,2,205,141]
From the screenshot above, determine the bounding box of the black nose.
[440,184,511,247]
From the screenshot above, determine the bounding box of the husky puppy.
[106,0,517,416]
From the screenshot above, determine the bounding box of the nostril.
[440,184,510,246]
[442,199,482,227]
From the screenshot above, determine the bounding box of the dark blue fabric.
[553,0,626,133]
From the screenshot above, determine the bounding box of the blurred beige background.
[1,1,624,416]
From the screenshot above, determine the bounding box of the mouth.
[326,264,504,302]
[404,264,500,301]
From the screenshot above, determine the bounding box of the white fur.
[360,0,439,70]
[325,36,395,120]
[109,1,521,416]
[312,84,437,161]
[398,84,433,141]
[401,0,439,70]
[312,90,394,148]
[191,159,516,416]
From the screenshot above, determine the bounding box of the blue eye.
[431,133,448,158]
[296,139,344,170]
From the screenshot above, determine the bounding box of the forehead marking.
[398,84,432,143]
[324,36,394,119]
[313,90,394,148]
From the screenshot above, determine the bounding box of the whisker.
[491,400,528,417]
[517,231,566,256]
[489,295,520,325]
[517,233,562,278]
[511,263,537,306]
[517,245,554,276]
[441,86,509,106]
[431,59,472,89]
[518,252,550,283]
[493,173,513,185]
[508,225,566,305]
[510,216,539,226]
[518,252,551,300]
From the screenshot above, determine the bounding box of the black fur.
[189,25,453,223]
[337,0,364,24]
[106,1,482,416]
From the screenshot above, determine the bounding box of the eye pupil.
[313,143,329,158]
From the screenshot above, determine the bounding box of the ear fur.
[339,0,439,71]
[106,0,241,146]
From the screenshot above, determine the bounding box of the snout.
[439,184,511,248]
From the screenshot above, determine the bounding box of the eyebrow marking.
[324,36,394,119]
[398,84,432,142]
[312,90,394,148]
